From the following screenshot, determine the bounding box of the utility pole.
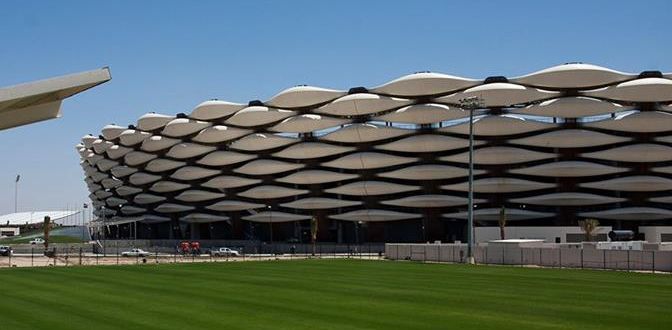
[459,96,485,265]
[267,205,273,255]
[83,203,88,241]
[14,174,20,213]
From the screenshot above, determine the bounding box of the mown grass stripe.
[0,260,670,330]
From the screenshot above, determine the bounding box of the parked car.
[0,245,12,256]
[29,238,45,245]
[121,248,150,257]
[210,247,240,257]
[178,241,190,254]
[190,241,201,255]
[177,241,202,255]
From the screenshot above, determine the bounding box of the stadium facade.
[77,63,672,243]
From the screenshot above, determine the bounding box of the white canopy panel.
[0,210,81,226]
[0,68,111,131]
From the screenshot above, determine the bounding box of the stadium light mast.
[83,203,88,241]
[459,96,484,265]
[14,174,20,213]
[267,205,274,255]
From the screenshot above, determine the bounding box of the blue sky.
[0,0,670,215]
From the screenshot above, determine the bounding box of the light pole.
[14,174,20,213]
[459,96,484,265]
[82,203,88,241]
[101,205,107,256]
[267,205,273,255]
[355,221,360,245]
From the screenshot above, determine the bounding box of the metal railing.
[385,243,672,273]
[0,242,385,268]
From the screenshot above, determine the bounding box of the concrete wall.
[386,243,672,272]
[98,239,384,255]
[638,226,672,243]
[474,226,613,243]
[0,227,20,237]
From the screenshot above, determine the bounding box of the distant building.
[78,63,672,243]
[0,227,20,237]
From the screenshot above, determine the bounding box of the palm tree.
[578,218,600,242]
[498,206,507,240]
[310,216,318,256]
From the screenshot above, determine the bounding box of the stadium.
[77,63,672,244]
[3,2,672,329]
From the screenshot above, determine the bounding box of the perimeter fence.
[0,241,385,268]
[385,243,672,273]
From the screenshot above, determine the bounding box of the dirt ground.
[0,253,382,268]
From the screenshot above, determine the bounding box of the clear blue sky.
[0,0,670,215]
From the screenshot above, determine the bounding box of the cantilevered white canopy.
[0,210,80,226]
[0,68,111,131]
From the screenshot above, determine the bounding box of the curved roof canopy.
[0,210,81,226]
[0,67,111,131]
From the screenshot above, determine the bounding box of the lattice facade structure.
[77,63,672,242]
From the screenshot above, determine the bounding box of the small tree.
[498,206,507,240]
[310,216,318,256]
[578,218,600,242]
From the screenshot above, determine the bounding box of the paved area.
[0,253,382,268]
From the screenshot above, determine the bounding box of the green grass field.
[0,260,670,329]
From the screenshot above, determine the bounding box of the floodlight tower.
[459,96,485,265]
[267,205,273,255]
[14,174,20,213]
